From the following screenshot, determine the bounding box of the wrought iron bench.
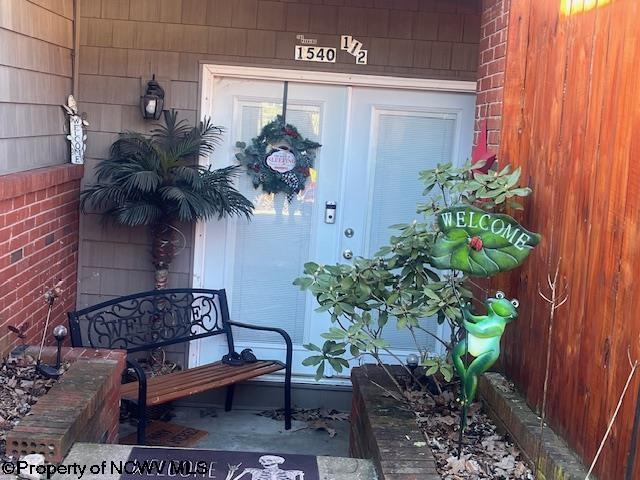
[67,288,292,444]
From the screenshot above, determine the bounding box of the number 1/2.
[356,50,368,65]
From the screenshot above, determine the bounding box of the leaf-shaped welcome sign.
[430,206,541,276]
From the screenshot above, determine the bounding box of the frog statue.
[452,291,519,406]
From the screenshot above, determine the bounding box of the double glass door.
[198,76,474,379]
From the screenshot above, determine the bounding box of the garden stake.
[449,276,468,459]
[36,296,53,363]
[35,280,64,379]
[457,399,467,459]
[457,322,469,460]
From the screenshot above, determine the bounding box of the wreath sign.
[236,115,321,202]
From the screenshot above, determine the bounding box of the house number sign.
[293,35,368,64]
[341,35,368,64]
[295,45,337,63]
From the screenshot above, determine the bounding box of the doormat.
[122,446,320,479]
[121,421,208,448]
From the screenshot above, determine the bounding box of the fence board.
[498,1,640,478]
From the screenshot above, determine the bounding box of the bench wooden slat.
[121,360,284,406]
[136,362,281,398]
[147,364,285,403]
[124,361,273,390]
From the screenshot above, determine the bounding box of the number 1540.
[295,46,337,63]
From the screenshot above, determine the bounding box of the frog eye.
[511,299,520,308]
[495,291,505,299]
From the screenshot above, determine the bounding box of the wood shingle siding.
[0,0,75,175]
[76,0,482,367]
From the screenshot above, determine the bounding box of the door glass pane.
[368,111,456,352]
[229,102,321,345]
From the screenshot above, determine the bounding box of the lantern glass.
[145,98,157,115]
[140,75,165,120]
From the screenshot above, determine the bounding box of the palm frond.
[170,165,205,190]
[109,134,155,161]
[81,111,253,227]
[151,110,192,151]
[195,117,224,156]
[158,185,194,222]
[200,165,254,220]
[79,184,126,212]
[121,170,162,194]
[112,202,164,227]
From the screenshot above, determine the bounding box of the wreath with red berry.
[235,115,321,202]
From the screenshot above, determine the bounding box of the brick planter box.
[5,346,125,463]
[479,373,590,480]
[350,365,440,480]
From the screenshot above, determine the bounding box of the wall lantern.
[140,74,165,120]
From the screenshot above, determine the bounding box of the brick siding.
[473,0,509,150]
[7,347,126,462]
[0,165,83,358]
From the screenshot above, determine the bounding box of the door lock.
[344,228,354,238]
[343,249,353,260]
[324,201,336,224]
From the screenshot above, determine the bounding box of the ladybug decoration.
[469,236,484,251]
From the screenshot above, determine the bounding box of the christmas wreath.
[235,115,321,201]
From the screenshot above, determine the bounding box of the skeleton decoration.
[61,95,89,165]
[229,455,304,480]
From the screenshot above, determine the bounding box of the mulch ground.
[406,384,534,479]
[0,354,61,461]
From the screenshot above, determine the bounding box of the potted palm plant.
[80,110,253,289]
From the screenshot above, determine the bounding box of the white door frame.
[191,64,476,375]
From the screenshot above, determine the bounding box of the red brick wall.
[0,164,83,357]
[474,0,509,150]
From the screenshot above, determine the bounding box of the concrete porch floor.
[120,406,350,458]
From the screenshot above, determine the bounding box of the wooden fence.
[497,0,640,478]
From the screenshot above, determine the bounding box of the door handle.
[343,249,353,260]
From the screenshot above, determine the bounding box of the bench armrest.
[226,321,292,349]
[225,321,293,385]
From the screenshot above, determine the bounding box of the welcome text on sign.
[440,210,532,251]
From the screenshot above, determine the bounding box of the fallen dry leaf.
[257,408,348,437]
[409,381,534,479]
[307,419,336,437]
[0,354,61,461]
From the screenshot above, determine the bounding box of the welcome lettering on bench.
[86,293,222,349]
[430,206,541,276]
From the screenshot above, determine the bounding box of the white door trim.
[190,64,476,368]
[201,64,477,93]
